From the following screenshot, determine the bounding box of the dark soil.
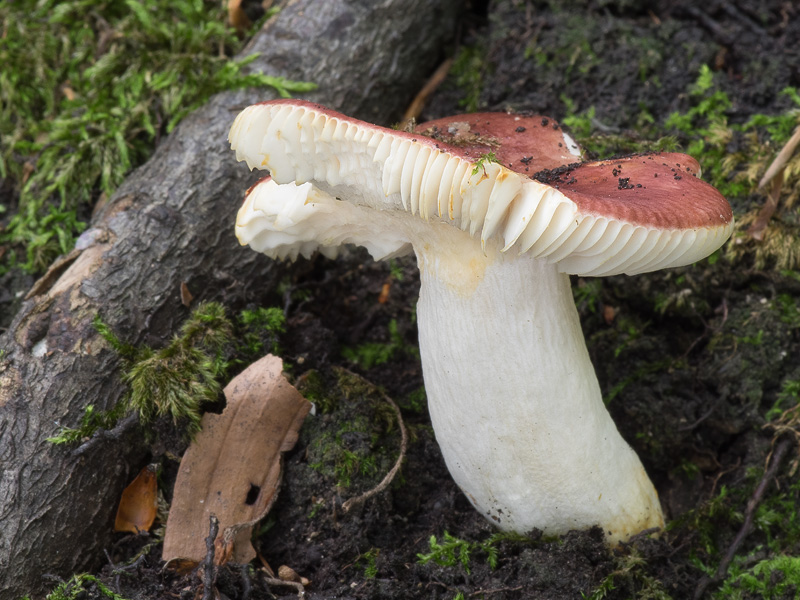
[20,1,800,599]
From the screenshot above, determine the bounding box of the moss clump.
[716,556,800,600]
[449,44,487,113]
[342,317,419,370]
[35,573,128,600]
[417,531,530,575]
[237,306,286,357]
[583,551,673,600]
[119,301,232,430]
[48,301,233,444]
[0,0,315,274]
[305,369,403,492]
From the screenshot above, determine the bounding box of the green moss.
[59,303,291,443]
[449,45,487,113]
[305,370,402,491]
[0,0,315,274]
[670,468,800,596]
[752,476,800,553]
[307,498,325,519]
[238,306,286,356]
[773,293,800,328]
[357,547,380,579]
[765,378,800,421]
[296,369,338,414]
[582,551,672,600]
[308,417,380,489]
[48,301,233,444]
[560,97,680,159]
[388,259,405,281]
[523,12,602,79]
[716,556,800,600]
[400,386,427,414]
[342,317,418,369]
[46,402,126,445]
[708,474,800,596]
[669,485,743,558]
[471,152,500,176]
[40,573,128,600]
[417,531,529,575]
[572,277,603,314]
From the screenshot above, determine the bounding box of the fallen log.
[0,0,459,596]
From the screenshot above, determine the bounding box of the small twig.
[262,575,305,597]
[718,0,768,36]
[71,412,139,457]
[341,376,409,514]
[103,549,122,593]
[708,457,741,498]
[748,173,783,241]
[758,124,800,190]
[677,401,720,431]
[427,579,463,595]
[622,527,662,545]
[682,5,734,46]
[693,436,793,599]
[469,586,524,597]
[764,406,800,477]
[201,515,219,600]
[749,122,800,238]
[402,58,454,124]
[104,549,145,593]
[240,564,252,600]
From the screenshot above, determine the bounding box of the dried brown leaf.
[114,464,158,534]
[378,281,391,304]
[228,0,252,35]
[180,281,193,307]
[162,355,311,564]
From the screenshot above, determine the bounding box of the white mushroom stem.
[415,237,663,543]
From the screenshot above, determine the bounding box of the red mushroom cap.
[414,113,581,174]
[536,153,732,230]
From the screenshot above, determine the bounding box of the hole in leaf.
[245,483,261,506]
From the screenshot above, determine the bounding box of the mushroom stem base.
[415,248,664,545]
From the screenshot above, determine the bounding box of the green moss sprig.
[417,531,528,575]
[48,302,233,444]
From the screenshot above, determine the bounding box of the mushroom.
[228,100,734,544]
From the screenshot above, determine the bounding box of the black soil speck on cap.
[618,177,635,190]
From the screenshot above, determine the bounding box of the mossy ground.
[12,1,800,599]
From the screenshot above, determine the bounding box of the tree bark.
[0,1,459,596]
